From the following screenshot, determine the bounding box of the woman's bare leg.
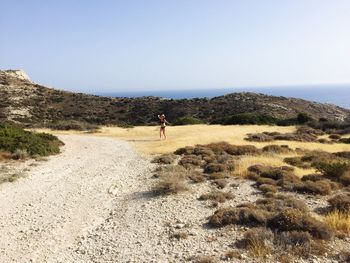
[160,128,162,139]
[163,128,166,139]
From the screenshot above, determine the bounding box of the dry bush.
[284,157,310,169]
[205,142,261,155]
[240,228,273,258]
[262,145,292,154]
[174,146,194,155]
[324,210,350,235]
[192,146,216,158]
[293,180,332,195]
[340,171,350,186]
[209,206,268,227]
[256,176,278,186]
[277,230,312,248]
[335,151,350,160]
[11,149,29,160]
[258,184,278,193]
[316,162,349,179]
[329,134,341,140]
[188,171,206,183]
[328,194,350,213]
[255,195,308,213]
[268,209,333,240]
[204,163,226,174]
[212,179,229,189]
[0,151,12,161]
[152,175,188,195]
[151,153,176,164]
[199,191,234,203]
[301,174,324,182]
[179,154,203,168]
[246,133,274,142]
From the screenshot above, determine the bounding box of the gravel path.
[0,135,259,263]
[0,135,153,263]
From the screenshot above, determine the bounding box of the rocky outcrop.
[1,69,31,82]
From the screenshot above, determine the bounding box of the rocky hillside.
[0,70,349,126]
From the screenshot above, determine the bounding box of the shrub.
[204,163,226,174]
[174,146,194,155]
[340,172,350,186]
[179,155,203,168]
[152,175,188,195]
[205,142,261,155]
[212,179,229,189]
[255,195,308,213]
[212,113,277,125]
[199,191,234,203]
[316,162,349,179]
[335,151,350,160]
[0,124,63,157]
[268,209,333,240]
[209,206,268,227]
[296,113,313,124]
[262,145,292,154]
[284,157,309,168]
[246,133,274,142]
[329,134,341,140]
[188,171,206,183]
[340,138,350,144]
[293,180,332,195]
[151,153,176,164]
[328,194,350,213]
[240,228,273,258]
[174,116,203,125]
[11,149,29,160]
[324,210,350,235]
[278,231,312,247]
[258,184,278,193]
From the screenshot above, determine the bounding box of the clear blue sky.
[1,0,350,92]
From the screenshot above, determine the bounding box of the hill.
[1,70,349,126]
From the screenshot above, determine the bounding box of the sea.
[97,85,350,109]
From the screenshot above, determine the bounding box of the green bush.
[174,116,203,125]
[0,124,63,157]
[212,113,277,125]
[315,162,349,179]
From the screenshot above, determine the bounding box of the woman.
[158,114,169,139]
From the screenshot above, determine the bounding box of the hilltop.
[0,70,349,126]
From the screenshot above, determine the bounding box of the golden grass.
[323,210,350,235]
[84,125,350,155]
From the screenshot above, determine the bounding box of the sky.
[1,0,350,93]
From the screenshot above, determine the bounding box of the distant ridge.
[0,70,349,126]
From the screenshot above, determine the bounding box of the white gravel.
[0,135,153,263]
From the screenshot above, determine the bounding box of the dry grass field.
[34,124,350,177]
[94,125,350,154]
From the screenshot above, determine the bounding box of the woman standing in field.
[158,114,169,139]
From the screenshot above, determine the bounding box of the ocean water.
[98,85,350,109]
